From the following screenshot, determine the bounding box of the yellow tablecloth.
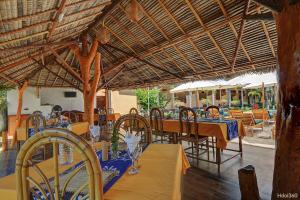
[0,143,189,200]
[16,121,89,141]
[162,119,245,149]
[104,144,190,200]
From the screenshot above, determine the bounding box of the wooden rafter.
[0,40,77,52]
[244,12,274,21]
[231,0,251,71]
[184,0,230,66]
[117,4,185,73]
[0,74,19,86]
[0,45,68,73]
[105,4,260,72]
[46,0,68,41]
[1,0,111,24]
[257,8,276,57]
[49,47,83,83]
[108,14,166,78]
[252,0,282,12]
[157,0,213,71]
[31,58,81,91]
[214,0,255,70]
[52,49,72,86]
[84,0,122,36]
[0,12,98,47]
[98,64,127,90]
[105,44,182,79]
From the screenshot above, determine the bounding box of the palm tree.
[247,89,261,104]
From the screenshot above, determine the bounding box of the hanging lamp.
[125,0,143,22]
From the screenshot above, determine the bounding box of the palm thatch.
[0,0,277,90]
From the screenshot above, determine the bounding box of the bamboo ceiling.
[0,0,277,90]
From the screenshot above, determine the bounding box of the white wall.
[111,90,137,114]
[40,88,84,112]
[7,87,95,116]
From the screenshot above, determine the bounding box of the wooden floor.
[183,143,275,200]
[0,142,274,200]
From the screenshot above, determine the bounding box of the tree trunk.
[272,1,300,198]
[11,81,28,148]
[70,38,101,125]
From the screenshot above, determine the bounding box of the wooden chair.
[252,109,270,122]
[129,107,139,115]
[16,128,103,200]
[242,113,263,135]
[179,107,209,166]
[229,109,244,120]
[20,112,48,160]
[150,108,173,143]
[62,111,78,123]
[205,105,220,119]
[113,114,152,149]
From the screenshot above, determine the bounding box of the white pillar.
[189,91,192,107]
[212,90,216,105]
[227,89,231,107]
[241,89,244,108]
[171,93,175,108]
[107,90,112,109]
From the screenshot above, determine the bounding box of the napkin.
[90,125,100,138]
[124,132,141,153]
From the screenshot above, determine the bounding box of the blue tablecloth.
[197,118,239,140]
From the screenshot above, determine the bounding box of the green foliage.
[0,85,13,112]
[248,89,262,103]
[135,88,169,111]
[231,99,240,106]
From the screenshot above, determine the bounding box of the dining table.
[0,143,190,200]
[150,118,245,174]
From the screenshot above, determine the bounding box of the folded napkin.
[124,132,141,153]
[89,125,100,138]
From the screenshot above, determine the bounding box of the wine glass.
[127,143,140,175]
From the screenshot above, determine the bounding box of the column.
[241,89,244,109]
[196,90,200,108]
[171,93,175,108]
[227,89,231,107]
[212,90,216,105]
[189,91,192,107]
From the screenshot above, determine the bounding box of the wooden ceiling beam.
[214,0,255,70]
[31,58,81,91]
[98,64,127,90]
[231,0,251,71]
[0,12,98,47]
[84,0,122,36]
[257,8,276,57]
[157,0,212,73]
[244,12,274,21]
[0,74,19,86]
[52,49,73,86]
[252,0,282,12]
[49,47,83,83]
[105,24,161,79]
[137,1,170,41]
[46,0,68,41]
[0,45,67,73]
[0,40,77,52]
[105,44,182,79]
[184,0,230,66]
[1,0,111,24]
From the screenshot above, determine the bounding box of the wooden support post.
[10,81,28,148]
[1,131,8,151]
[272,1,300,197]
[196,91,200,108]
[70,37,101,125]
[238,165,260,200]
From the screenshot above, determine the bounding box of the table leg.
[239,136,243,158]
[216,145,221,176]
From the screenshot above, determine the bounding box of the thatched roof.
[0,0,277,91]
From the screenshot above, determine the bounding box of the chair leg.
[206,139,209,161]
[196,142,199,167]
[191,142,194,165]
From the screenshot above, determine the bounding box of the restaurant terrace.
[0,0,299,199]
